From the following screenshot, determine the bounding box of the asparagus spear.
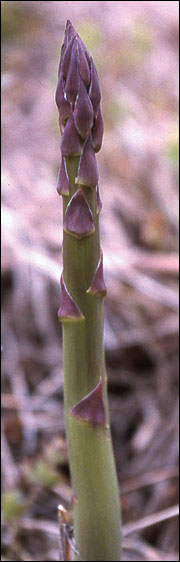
[56,20,121,561]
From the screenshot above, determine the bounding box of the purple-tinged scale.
[65,40,79,104]
[64,188,95,238]
[57,157,69,196]
[76,134,99,188]
[66,19,77,44]
[58,275,84,321]
[96,184,103,215]
[61,112,82,157]
[92,105,104,153]
[87,250,107,297]
[62,35,76,79]
[63,21,71,50]
[74,78,94,139]
[78,44,91,87]
[89,59,101,116]
[55,71,70,125]
[78,35,91,66]
[70,378,106,426]
[58,44,65,76]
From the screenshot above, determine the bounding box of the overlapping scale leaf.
[61,113,82,157]
[74,78,94,139]
[76,134,99,188]
[65,40,79,104]
[64,188,95,238]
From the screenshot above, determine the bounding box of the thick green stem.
[56,20,121,561]
[61,158,121,561]
[63,157,102,410]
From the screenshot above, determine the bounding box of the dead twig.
[58,505,72,562]
[121,466,179,495]
[123,504,179,537]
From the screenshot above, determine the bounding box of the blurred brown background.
[1,1,179,561]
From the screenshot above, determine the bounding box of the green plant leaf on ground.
[27,460,60,487]
[2,491,26,523]
[165,139,179,170]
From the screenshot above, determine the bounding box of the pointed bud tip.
[70,378,106,426]
[65,20,77,43]
[66,19,73,28]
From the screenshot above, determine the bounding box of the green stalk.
[56,21,121,561]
